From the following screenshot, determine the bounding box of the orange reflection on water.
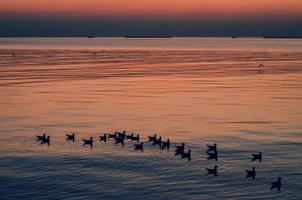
[0,48,302,157]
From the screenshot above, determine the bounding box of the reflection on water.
[0,38,302,199]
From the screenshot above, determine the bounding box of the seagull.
[207,144,217,151]
[259,64,264,72]
[207,150,218,161]
[206,165,218,176]
[36,133,46,141]
[82,137,93,147]
[131,134,140,142]
[180,150,191,161]
[252,152,262,162]
[161,139,170,150]
[148,134,157,142]
[176,143,185,151]
[66,133,75,141]
[175,143,185,156]
[134,142,144,151]
[116,131,126,139]
[126,133,134,140]
[246,167,256,179]
[99,134,107,143]
[115,137,124,146]
[270,177,282,191]
[152,136,162,146]
[107,133,117,139]
[41,135,50,145]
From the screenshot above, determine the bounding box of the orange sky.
[1,0,302,20]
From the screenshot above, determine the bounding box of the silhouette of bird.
[180,150,191,161]
[36,133,46,141]
[207,150,218,161]
[82,137,93,147]
[107,133,117,139]
[206,165,218,176]
[152,136,162,146]
[148,134,157,142]
[207,143,217,151]
[161,139,170,150]
[66,133,75,141]
[126,133,134,140]
[246,167,256,179]
[176,143,185,151]
[175,143,185,156]
[131,134,140,142]
[134,142,144,151]
[115,137,124,146]
[41,135,50,145]
[252,152,262,162]
[116,131,126,139]
[270,177,282,191]
[259,64,264,72]
[99,134,107,143]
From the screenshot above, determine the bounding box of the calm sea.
[0,38,301,199]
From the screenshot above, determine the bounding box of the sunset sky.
[1,0,302,36]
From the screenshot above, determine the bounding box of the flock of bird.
[36,131,282,192]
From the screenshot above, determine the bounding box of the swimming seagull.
[99,134,107,143]
[148,134,157,142]
[116,131,126,139]
[41,135,50,145]
[131,134,140,142]
[152,136,162,146]
[107,133,117,139]
[82,137,93,147]
[66,133,75,141]
[259,64,264,72]
[134,142,144,151]
[36,133,46,141]
[207,150,218,161]
[206,165,218,176]
[246,167,256,179]
[176,143,185,151]
[161,139,170,150]
[126,133,134,140]
[115,136,125,146]
[207,144,217,152]
[270,177,282,191]
[180,150,191,161]
[252,152,262,162]
[175,149,185,156]
[175,143,185,156]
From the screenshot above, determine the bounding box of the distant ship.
[125,35,172,38]
[263,36,302,39]
[87,35,96,38]
[231,36,237,38]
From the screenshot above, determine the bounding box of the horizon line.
[1,35,302,39]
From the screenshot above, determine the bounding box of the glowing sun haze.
[1,0,302,20]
